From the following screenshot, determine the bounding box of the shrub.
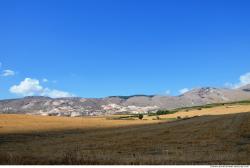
[156,110,171,115]
[138,114,144,120]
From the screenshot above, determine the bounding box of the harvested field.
[0,105,250,165]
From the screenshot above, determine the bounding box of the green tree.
[138,114,144,120]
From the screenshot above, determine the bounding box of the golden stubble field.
[0,114,159,134]
[0,104,250,165]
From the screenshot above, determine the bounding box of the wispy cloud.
[1,69,16,77]
[10,78,75,98]
[52,80,58,84]
[165,90,171,95]
[42,78,49,83]
[179,88,189,94]
[225,72,250,89]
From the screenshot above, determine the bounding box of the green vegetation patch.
[106,115,138,120]
[148,110,178,116]
[175,100,250,112]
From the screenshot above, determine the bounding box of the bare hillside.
[0,85,250,116]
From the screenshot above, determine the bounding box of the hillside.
[1,85,250,116]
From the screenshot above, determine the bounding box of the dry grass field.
[0,114,160,134]
[146,104,250,120]
[0,104,250,165]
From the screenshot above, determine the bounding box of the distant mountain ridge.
[1,85,250,117]
[108,95,155,100]
[240,84,250,92]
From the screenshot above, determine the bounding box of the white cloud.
[43,89,73,98]
[10,78,43,96]
[224,82,234,88]
[165,90,171,95]
[42,78,49,82]
[10,78,74,98]
[238,72,250,87]
[226,72,250,89]
[2,69,15,77]
[179,88,189,94]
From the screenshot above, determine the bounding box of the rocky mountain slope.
[1,85,250,116]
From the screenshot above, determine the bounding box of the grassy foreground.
[0,104,250,165]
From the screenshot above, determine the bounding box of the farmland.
[0,104,250,164]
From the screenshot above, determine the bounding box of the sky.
[0,0,250,99]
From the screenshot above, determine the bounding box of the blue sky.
[0,0,250,99]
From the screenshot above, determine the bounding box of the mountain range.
[1,84,250,117]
